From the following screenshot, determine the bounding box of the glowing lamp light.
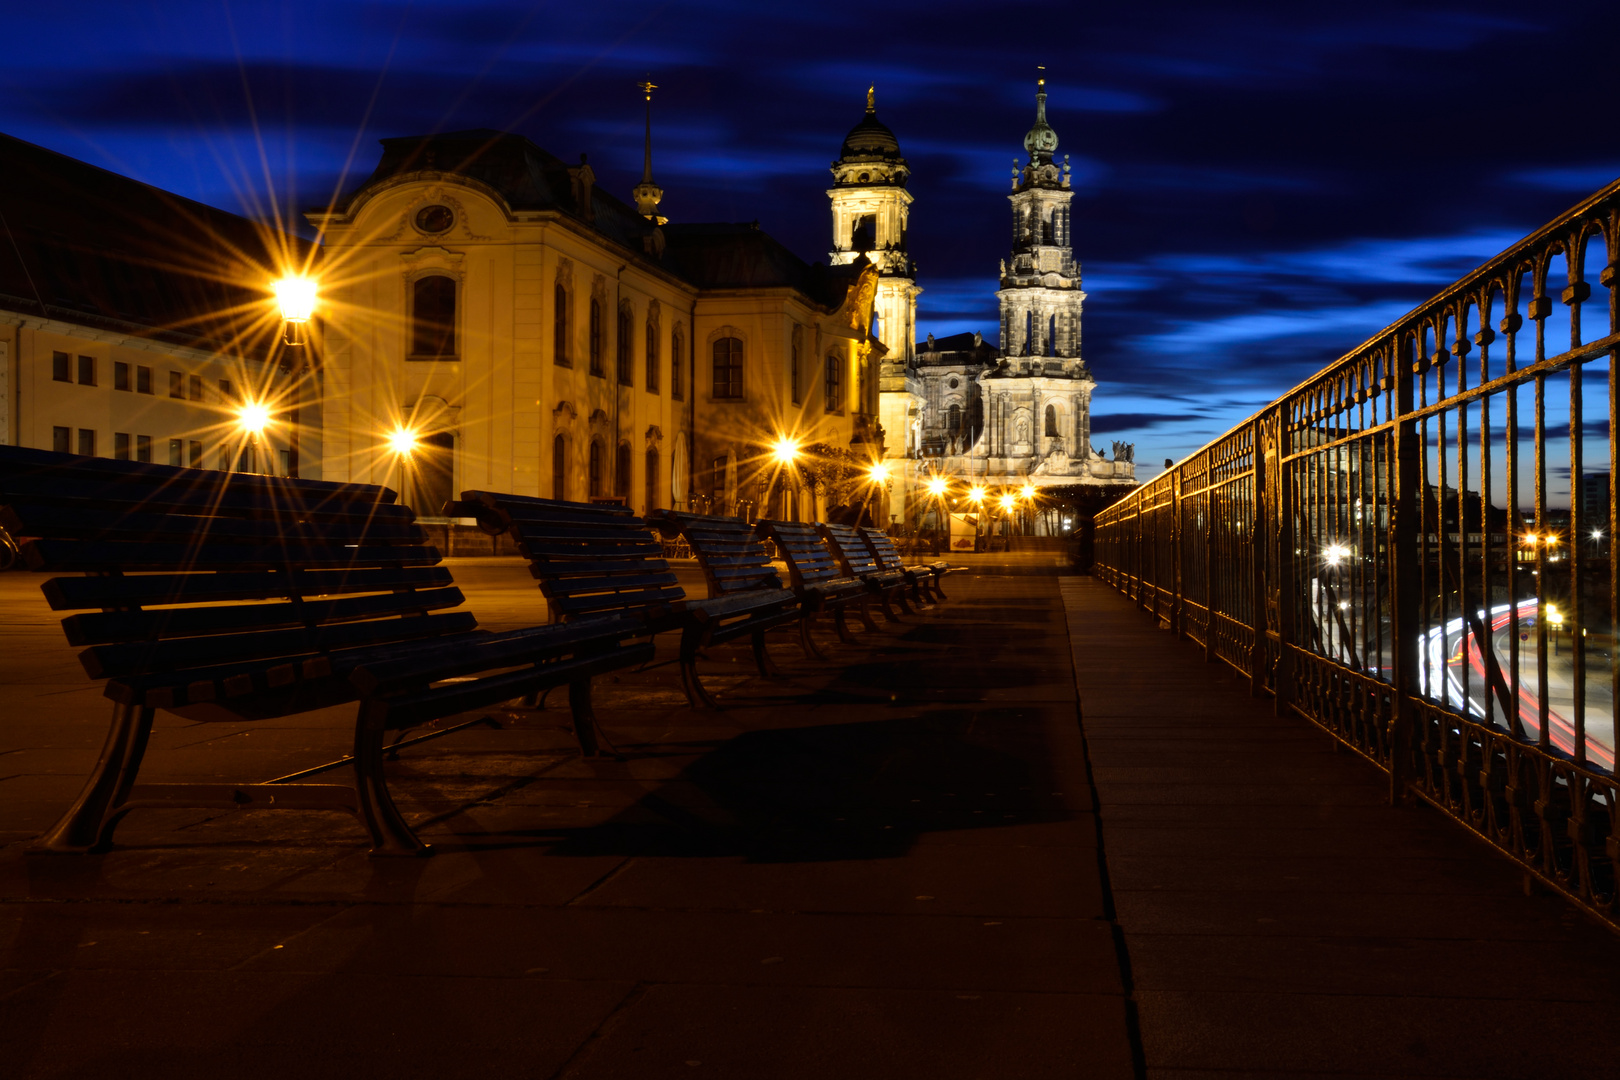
[1522,533,1540,547]
[1593,529,1605,541]
[1324,543,1350,566]
[772,437,800,465]
[1547,604,1564,628]
[1020,483,1036,501]
[236,401,271,437]
[999,492,1017,511]
[926,476,948,497]
[388,427,420,456]
[868,463,891,484]
[968,486,986,504]
[273,275,318,345]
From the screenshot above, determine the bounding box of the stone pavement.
[0,554,1134,1079]
[1062,575,1620,1080]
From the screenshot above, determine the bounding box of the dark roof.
[917,331,998,362]
[0,132,311,357]
[839,110,902,161]
[661,222,855,307]
[339,129,658,254]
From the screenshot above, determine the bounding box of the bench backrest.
[645,509,783,597]
[0,445,469,702]
[817,523,882,578]
[858,527,908,573]
[753,519,847,592]
[457,491,685,623]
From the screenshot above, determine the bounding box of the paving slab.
[0,556,1131,1079]
[1062,575,1620,1078]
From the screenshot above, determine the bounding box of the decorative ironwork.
[1094,178,1620,927]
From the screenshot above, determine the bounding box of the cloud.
[1508,164,1620,193]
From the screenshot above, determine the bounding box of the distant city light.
[969,486,986,504]
[1324,543,1350,566]
[388,427,419,456]
[772,437,800,464]
[926,476,948,497]
[1020,483,1036,500]
[236,400,271,436]
[999,492,1017,511]
[868,462,890,483]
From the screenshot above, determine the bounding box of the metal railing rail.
[1094,177,1620,927]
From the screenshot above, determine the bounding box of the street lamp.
[772,437,800,465]
[388,427,419,502]
[968,485,986,551]
[272,275,318,347]
[1547,602,1565,656]
[1324,542,1350,566]
[925,474,949,553]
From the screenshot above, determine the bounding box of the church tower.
[828,87,919,370]
[998,77,1085,359]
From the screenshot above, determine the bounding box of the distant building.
[1582,472,1610,531]
[0,133,310,474]
[864,79,1138,530]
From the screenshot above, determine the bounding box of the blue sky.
[4,0,1616,480]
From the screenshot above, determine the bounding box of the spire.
[632,76,666,224]
[1023,70,1058,165]
[867,84,875,112]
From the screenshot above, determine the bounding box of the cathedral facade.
[860,80,1138,528]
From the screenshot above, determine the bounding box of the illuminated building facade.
[0,134,310,476]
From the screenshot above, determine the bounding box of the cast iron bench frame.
[858,526,952,603]
[0,445,650,858]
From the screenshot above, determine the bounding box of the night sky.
[5,1,1617,480]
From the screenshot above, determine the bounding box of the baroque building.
[875,79,1137,528]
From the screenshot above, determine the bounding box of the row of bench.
[0,445,955,858]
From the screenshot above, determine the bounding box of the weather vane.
[637,76,657,100]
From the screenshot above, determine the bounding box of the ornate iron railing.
[1095,178,1620,927]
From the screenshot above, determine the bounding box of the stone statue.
[926,333,935,350]
[910,417,922,454]
[1109,441,1135,463]
[1015,414,1030,445]
[972,331,983,348]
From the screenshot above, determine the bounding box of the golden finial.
[867,84,875,111]
[637,77,657,101]
[1037,64,1045,89]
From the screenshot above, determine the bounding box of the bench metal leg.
[677,624,722,710]
[353,704,433,857]
[833,605,860,642]
[892,587,916,616]
[931,572,949,600]
[876,591,905,623]
[798,614,830,661]
[567,678,618,757]
[750,630,784,678]
[32,701,155,853]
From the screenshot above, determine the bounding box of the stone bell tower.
[828,86,919,370]
[997,76,1085,360]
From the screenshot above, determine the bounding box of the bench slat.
[41,566,457,611]
[0,475,410,524]
[1,503,425,546]
[62,587,467,646]
[82,611,479,679]
[24,538,440,572]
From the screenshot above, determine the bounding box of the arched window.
[1044,404,1058,437]
[589,298,603,375]
[713,336,743,399]
[588,439,603,497]
[552,433,567,500]
[553,282,569,366]
[790,325,802,405]
[671,329,684,400]
[824,352,842,412]
[645,319,660,393]
[615,442,632,499]
[411,275,456,359]
[617,304,634,385]
[948,403,961,434]
[645,446,660,512]
[1042,215,1053,244]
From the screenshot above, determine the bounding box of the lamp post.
[863,461,890,529]
[272,275,318,478]
[925,474,949,555]
[771,436,800,520]
[1548,602,1564,657]
[968,485,986,553]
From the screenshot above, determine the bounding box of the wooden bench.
[0,445,651,857]
[747,517,879,650]
[453,493,803,711]
[816,522,916,621]
[859,526,952,602]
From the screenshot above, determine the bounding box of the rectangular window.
[114,432,131,460]
[77,355,96,385]
[218,379,232,403]
[712,455,727,498]
[52,352,70,382]
[169,371,184,398]
[136,365,153,394]
[52,425,70,453]
[189,375,203,402]
[136,435,152,463]
[189,440,203,468]
[712,337,743,399]
[168,439,183,467]
[278,449,292,476]
[671,334,684,400]
[824,353,843,413]
[114,361,130,391]
[218,446,232,471]
[78,429,95,456]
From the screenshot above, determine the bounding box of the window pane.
[189,375,203,401]
[78,355,95,385]
[136,435,151,463]
[671,334,684,399]
[169,439,183,466]
[169,371,184,398]
[412,275,457,358]
[137,366,152,394]
[114,361,129,391]
[825,354,842,412]
[646,323,659,392]
[588,440,603,497]
[615,442,631,498]
[713,337,742,399]
[617,308,633,385]
[78,429,95,456]
[52,352,70,382]
[189,440,202,468]
[552,434,567,499]
[114,432,130,460]
[645,448,659,511]
[52,426,70,453]
[589,300,603,375]
[553,284,569,366]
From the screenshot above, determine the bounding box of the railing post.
[1172,470,1184,638]
[1205,458,1217,664]
[1249,418,1268,696]
[1389,344,1420,806]
[1273,413,1295,717]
